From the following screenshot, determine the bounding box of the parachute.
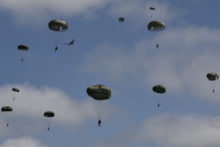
[149,7,156,10]
[12,88,20,92]
[17,44,29,62]
[148,21,166,31]
[153,85,166,94]
[1,106,13,112]
[207,72,219,93]
[44,111,55,131]
[87,85,111,100]
[118,17,125,23]
[87,84,111,127]
[48,19,68,32]
[1,106,13,127]
[44,111,55,117]
[152,85,166,108]
[17,44,29,50]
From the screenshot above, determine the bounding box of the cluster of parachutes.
[11,4,219,129]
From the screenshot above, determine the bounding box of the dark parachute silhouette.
[147,20,166,49]
[87,84,111,127]
[118,17,125,23]
[207,72,219,93]
[152,85,166,108]
[44,111,55,131]
[1,106,13,127]
[17,44,29,62]
[148,20,166,31]
[12,88,20,100]
[48,19,68,51]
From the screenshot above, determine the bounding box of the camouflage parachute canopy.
[12,88,20,92]
[118,17,125,22]
[147,20,166,31]
[207,72,219,81]
[44,111,55,117]
[17,44,29,51]
[153,85,166,94]
[1,106,13,112]
[87,84,111,100]
[48,19,68,32]
[149,7,156,10]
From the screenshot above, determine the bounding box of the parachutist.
[13,97,15,101]
[156,43,159,49]
[213,89,215,93]
[98,119,102,127]
[65,39,75,45]
[6,123,9,127]
[48,127,50,131]
[55,46,58,52]
[21,58,24,62]
[157,104,160,108]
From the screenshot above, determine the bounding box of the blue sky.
[0,0,220,147]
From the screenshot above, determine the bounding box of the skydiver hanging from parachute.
[87,84,111,127]
[48,19,68,52]
[207,72,219,93]
[17,44,29,62]
[44,111,55,131]
[152,85,166,108]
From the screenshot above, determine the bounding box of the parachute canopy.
[87,84,111,100]
[12,88,20,92]
[207,72,219,81]
[17,44,29,51]
[44,111,55,117]
[1,106,13,112]
[48,19,68,32]
[148,20,166,31]
[149,7,156,10]
[153,85,166,94]
[118,17,125,22]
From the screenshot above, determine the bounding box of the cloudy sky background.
[0,0,220,146]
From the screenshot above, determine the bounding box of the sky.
[0,0,220,147]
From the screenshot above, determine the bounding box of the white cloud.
[0,137,48,147]
[140,114,220,147]
[0,0,108,22]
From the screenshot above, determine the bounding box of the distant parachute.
[1,106,13,127]
[17,44,29,62]
[44,111,55,131]
[17,44,29,50]
[152,85,166,108]
[207,72,219,93]
[48,19,68,32]
[12,88,20,92]
[118,17,125,23]
[149,7,156,10]
[44,111,55,118]
[148,20,166,31]
[1,106,13,112]
[87,84,111,127]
